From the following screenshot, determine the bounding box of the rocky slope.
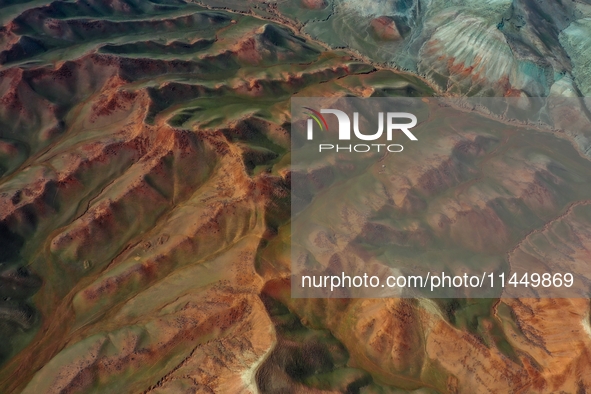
[191,0,591,97]
[1,0,591,394]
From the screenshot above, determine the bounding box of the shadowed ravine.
[1,0,591,393]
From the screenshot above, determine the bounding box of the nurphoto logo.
[304,107,418,153]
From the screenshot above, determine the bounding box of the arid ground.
[1,0,591,393]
